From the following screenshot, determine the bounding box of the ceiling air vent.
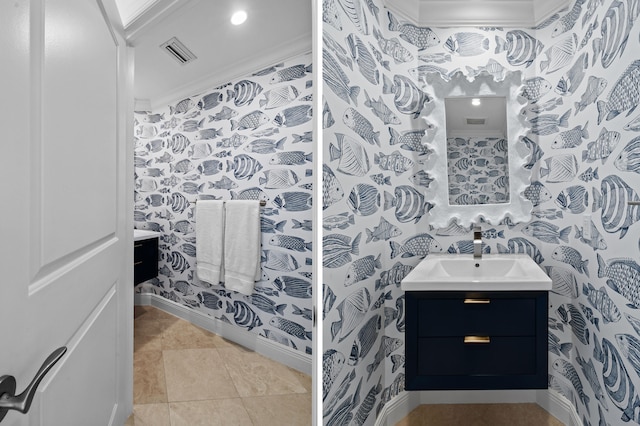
[160,37,197,65]
[466,118,486,125]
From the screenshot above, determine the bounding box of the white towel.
[223,200,261,295]
[195,200,225,286]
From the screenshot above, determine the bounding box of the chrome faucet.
[473,226,482,259]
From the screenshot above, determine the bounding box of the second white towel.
[223,200,261,295]
[195,200,225,286]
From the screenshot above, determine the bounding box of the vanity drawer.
[405,290,548,390]
[416,336,537,377]
[135,238,157,261]
[134,237,158,284]
[416,293,538,337]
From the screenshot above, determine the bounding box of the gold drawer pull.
[134,244,143,248]
[134,261,143,266]
[464,336,490,344]
[464,298,490,304]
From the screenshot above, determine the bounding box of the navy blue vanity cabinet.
[405,291,548,390]
[134,237,159,285]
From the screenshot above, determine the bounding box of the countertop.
[134,229,161,242]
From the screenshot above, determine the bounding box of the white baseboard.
[376,389,578,426]
[537,389,581,426]
[134,293,312,375]
[375,391,421,426]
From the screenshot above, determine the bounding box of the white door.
[0,0,133,425]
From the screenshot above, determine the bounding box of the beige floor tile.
[133,350,167,404]
[169,398,253,426]
[135,305,180,322]
[163,348,239,402]
[487,403,564,426]
[395,404,564,426]
[127,403,171,426]
[134,306,311,424]
[134,319,166,353]
[134,305,149,319]
[161,319,226,350]
[214,338,255,354]
[288,367,312,393]
[243,393,312,426]
[207,333,240,348]
[406,404,474,426]
[218,346,308,397]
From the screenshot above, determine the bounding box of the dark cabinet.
[134,237,158,285]
[405,291,548,390]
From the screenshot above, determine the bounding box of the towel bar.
[190,199,266,206]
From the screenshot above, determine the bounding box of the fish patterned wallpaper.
[446,137,511,205]
[322,0,640,425]
[134,53,314,355]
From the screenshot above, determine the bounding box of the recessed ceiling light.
[471,98,481,106]
[231,10,247,25]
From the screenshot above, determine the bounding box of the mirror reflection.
[444,96,510,205]
[422,69,532,228]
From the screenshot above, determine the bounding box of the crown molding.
[533,0,572,24]
[385,0,572,27]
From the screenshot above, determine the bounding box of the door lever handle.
[0,346,67,421]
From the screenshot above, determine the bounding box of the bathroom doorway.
[122,0,315,423]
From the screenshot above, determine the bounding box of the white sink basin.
[400,253,552,291]
[134,229,161,241]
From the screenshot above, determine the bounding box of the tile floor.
[126,305,312,425]
[129,306,565,426]
[395,403,564,425]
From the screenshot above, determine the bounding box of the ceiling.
[118,0,312,109]
[445,97,508,137]
[116,0,569,109]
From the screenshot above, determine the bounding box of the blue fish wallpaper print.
[134,53,314,355]
[322,0,640,424]
[446,137,511,205]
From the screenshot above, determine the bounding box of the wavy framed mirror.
[420,69,533,228]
